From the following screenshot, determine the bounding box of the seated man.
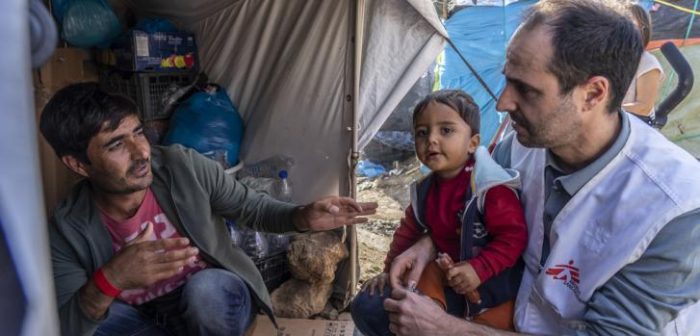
[40,83,377,336]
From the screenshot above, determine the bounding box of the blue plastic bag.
[356,160,386,178]
[51,0,70,24]
[163,86,245,168]
[61,0,121,48]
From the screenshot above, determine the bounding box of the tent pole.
[349,0,365,297]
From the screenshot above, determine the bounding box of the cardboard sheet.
[250,316,356,336]
[34,48,97,214]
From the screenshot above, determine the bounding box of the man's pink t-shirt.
[99,188,208,305]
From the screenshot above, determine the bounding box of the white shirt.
[622,51,664,117]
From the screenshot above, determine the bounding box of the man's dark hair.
[39,82,139,163]
[520,0,643,113]
[412,89,480,134]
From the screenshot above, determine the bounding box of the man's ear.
[60,155,89,178]
[581,75,609,112]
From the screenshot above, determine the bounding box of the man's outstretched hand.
[293,196,378,231]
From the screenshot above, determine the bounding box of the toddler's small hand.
[435,253,481,304]
[446,262,481,295]
[435,252,454,270]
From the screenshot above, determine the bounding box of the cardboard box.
[105,30,198,72]
[34,48,98,214]
[35,48,98,90]
[250,317,356,336]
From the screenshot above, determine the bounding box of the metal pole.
[349,0,365,297]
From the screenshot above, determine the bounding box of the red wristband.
[93,268,122,298]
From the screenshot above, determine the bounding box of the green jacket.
[49,145,298,336]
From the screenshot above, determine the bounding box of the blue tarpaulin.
[441,0,536,143]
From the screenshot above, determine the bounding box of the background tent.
[442,0,699,158]
[440,0,536,144]
[644,0,700,158]
[646,0,700,48]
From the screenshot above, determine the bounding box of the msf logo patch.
[545,260,581,297]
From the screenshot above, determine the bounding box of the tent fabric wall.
[441,0,535,143]
[124,0,354,204]
[122,0,445,205]
[0,0,59,334]
[648,0,700,43]
[358,0,447,149]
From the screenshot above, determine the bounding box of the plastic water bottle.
[270,170,292,255]
[249,232,269,260]
[276,170,293,202]
[226,220,243,247]
[229,220,270,259]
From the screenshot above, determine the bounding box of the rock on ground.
[288,231,348,284]
[271,279,334,318]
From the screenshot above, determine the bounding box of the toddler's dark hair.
[412,89,480,134]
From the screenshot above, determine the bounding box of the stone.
[287,231,348,284]
[271,279,333,318]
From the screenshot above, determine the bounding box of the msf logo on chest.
[545,260,581,297]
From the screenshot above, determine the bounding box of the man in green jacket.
[39,83,377,336]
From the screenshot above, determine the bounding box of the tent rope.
[445,38,499,102]
[658,0,698,99]
[654,0,700,16]
[682,0,699,46]
[445,35,507,150]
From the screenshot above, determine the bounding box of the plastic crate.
[99,68,194,121]
[254,252,290,291]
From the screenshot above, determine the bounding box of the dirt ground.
[355,156,424,289]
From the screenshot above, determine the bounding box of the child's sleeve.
[383,205,425,273]
[469,185,528,283]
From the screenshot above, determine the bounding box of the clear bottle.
[249,232,269,260]
[229,220,269,259]
[275,170,293,202]
[226,220,243,247]
[270,170,292,255]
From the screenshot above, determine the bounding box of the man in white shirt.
[382,1,700,335]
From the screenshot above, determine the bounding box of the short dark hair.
[520,0,643,113]
[39,82,139,163]
[412,89,480,134]
[628,4,652,47]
